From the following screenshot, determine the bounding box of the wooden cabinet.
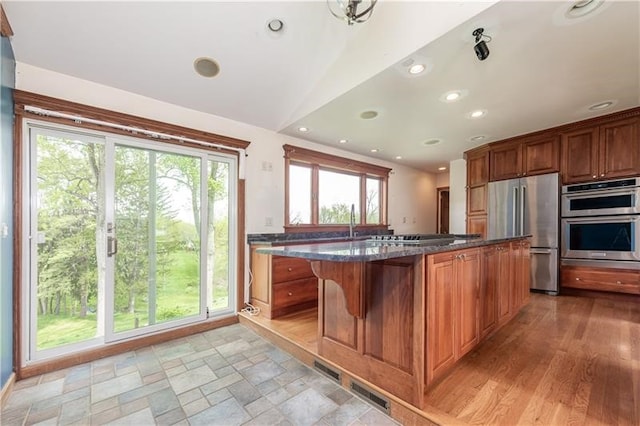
[511,240,531,311]
[427,248,480,383]
[465,147,489,238]
[490,135,560,181]
[561,265,640,295]
[561,117,639,184]
[481,243,509,337]
[250,246,318,318]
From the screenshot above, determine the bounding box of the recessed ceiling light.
[588,101,614,111]
[298,126,309,132]
[194,57,220,78]
[408,64,426,75]
[267,19,284,32]
[423,139,442,146]
[339,139,348,144]
[360,110,379,120]
[370,148,379,153]
[470,135,486,142]
[438,167,447,171]
[468,109,487,119]
[445,92,460,101]
[566,0,604,18]
[395,156,403,160]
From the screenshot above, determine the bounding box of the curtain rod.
[24,105,247,178]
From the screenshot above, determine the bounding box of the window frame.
[283,144,390,233]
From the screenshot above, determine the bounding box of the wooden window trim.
[283,144,391,232]
[1,5,13,37]
[12,91,249,378]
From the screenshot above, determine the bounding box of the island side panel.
[316,257,426,408]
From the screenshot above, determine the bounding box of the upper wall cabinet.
[562,117,639,184]
[489,134,560,182]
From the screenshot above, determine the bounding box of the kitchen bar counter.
[256,235,520,261]
[250,235,531,410]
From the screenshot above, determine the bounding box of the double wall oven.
[561,177,640,268]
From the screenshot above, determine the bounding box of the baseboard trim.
[1,372,16,409]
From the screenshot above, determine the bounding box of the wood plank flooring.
[240,293,640,425]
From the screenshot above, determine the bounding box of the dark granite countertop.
[248,231,480,246]
[255,236,528,262]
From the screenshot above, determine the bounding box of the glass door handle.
[107,235,118,257]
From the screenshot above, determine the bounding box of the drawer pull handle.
[616,281,621,284]
[575,277,580,281]
[287,267,292,272]
[288,292,293,296]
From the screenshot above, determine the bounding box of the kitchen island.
[252,236,531,411]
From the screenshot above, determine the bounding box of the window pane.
[289,164,311,224]
[319,169,359,224]
[207,159,231,312]
[366,177,381,224]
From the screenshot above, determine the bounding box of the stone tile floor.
[1,324,400,425]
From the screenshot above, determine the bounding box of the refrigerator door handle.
[520,185,526,236]
[530,248,552,254]
[513,186,519,235]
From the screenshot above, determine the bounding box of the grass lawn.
[37,249,230,350]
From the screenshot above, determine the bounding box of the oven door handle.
[563,188,639,199]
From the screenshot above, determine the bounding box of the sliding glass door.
[27,124,236,360]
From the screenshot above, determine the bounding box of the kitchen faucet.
[349,204,356,238]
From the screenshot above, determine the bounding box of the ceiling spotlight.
[395,156,403,160]
[370,148,379,153]
[408,64,426,75]
[423,139,441,146]
[360,110,378,120]
[445,92,460,101]
[469,109,486,119]
[566,0,604,18]
[267,19,284,32]
[328,0,377,25]
[470,135,487,142]
[298,126,309,132]
[339,139,348,144]
[589,101,614,111]
[472,28,491,61]
[438,167,447,171]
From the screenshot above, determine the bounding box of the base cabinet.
[250,246,318,318]
[561,265,640,295]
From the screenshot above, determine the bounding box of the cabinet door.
[466,215,487,238]
[497,245,512,324]
[480,246,500,338]
[490,141,522,181]
[522,135,560,176]
[467,184,487,216]
[511,241,531,310]
[561,127,599,184]
[467,150,489,186]
[599,117,640,179]
[456,249,480,358]
[427,253,457,383]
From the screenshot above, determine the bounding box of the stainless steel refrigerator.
[487,172,559,294]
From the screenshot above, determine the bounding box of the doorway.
[25,123,237,360]
[437,187,450,234]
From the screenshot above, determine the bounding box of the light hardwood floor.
[240,293,640,425]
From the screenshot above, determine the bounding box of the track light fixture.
[328,0,377,25]
[472,28,492,61]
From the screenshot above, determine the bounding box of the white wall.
[449,159,467,234]
[15,62,437,235]
[436,172,450,189]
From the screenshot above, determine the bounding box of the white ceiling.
[4,1,639,173]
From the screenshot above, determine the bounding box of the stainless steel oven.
[561,215,640,261]
[562,177,640,217]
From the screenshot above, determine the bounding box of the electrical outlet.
[265,217,273,227]
[261,161,273,172]
[402,217,407,224]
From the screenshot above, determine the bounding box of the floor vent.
[350,380,390,414]
[313,359,341,383]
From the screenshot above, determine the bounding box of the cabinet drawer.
[273,277,318,309]
[561,266,640,294]
[272,256,314,283]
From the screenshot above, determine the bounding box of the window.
[284,145,390,231]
